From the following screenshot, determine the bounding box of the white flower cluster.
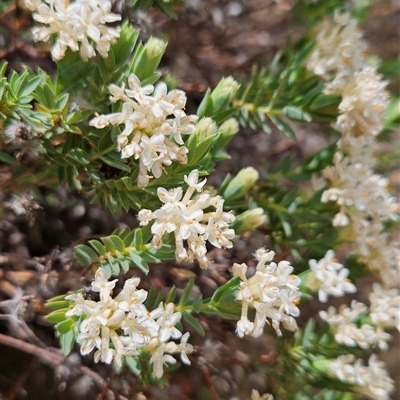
[307,11,367,83]
[65,268,194,377]
[328,67,389,148]
[322,153,398,227]
[369,283,400,332]
[138,170,235,268]
[320,300,392,351]
[24,0,121,61]
[90,74,197,187]
[232,248,301,337]
[307,12,399,287]
[329,354,394,400]
[307,250,356,302]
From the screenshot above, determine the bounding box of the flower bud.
[230,208,266,234]
[223,167,259,201]
[196,117,217,140]
[213,117,239,151]
[144,37,167,59]
[214,76,240,100]
[220,117,239,137]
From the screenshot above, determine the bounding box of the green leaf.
[150,245,176,260]
[210,277,240,304]
[46,309,68,324]
[140,251,160,263]
[55,93,69,111]
[180,277,194,306]
[19,76,41,97]
[45,300,71,309]
[103,235,125,252]
[128,251,149,274]
[133,228,143,248]
[66,148,91,165]
[188,134,214,165]
[269,115,296,140]
[165,286,177,304]
[0,151,17,164]
[309,94,341,114]
[192,294,203,313]
[100,154,131,172]
[121,229,136,247]
[75,244,99,266]
[108,257,121,275]
[182,311,205,336]
[56,318,75,334]
[60,329,76,356]
[125,356,142,376]
[282,105,312,123]
[89,239,108,256]
[45,294,68,303]
[196,88,211,119]
[119,258,130,273]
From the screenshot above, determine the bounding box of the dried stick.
[200,364,220,400]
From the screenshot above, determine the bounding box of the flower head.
[26,0,121,61]
[138,170,235,268]
[232,248,301,337]
[89,74,197,187]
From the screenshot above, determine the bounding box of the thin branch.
[0,333,116,400]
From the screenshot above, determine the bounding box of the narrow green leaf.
[60,329,76,356]
[75,244,99,266]
[182,311,205,336]
[282,105,312,123]
[66,148,91,165]
[89,239,108,256]
[269,115,296,140]
[45,294,67,303]
[133,228,143,248]
[128,251,149,274]
[153,290,164,309]
[196,88,211,119]
[56,318,75,334]
[180,277,194,306]
[165,286,177,304]
[125,356,142,376]
[140,251,160,263]
[19,76,41,97]
[45,300,71,309]
[100,154,131,172]
[210,277,240,304]
[108,259,121,275]
[122,229,136,247]
[146,285,156,309]
[106,235,126,252]
[106,193,120,216]
[119,259,130,273]
[55,93,69,111]
[192,294,203,313]
[46,309,68,324]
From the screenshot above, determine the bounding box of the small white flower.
[150,343,177,379]
[91,268,118,301]
[308,250,356,302]
[232,249,301,337]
